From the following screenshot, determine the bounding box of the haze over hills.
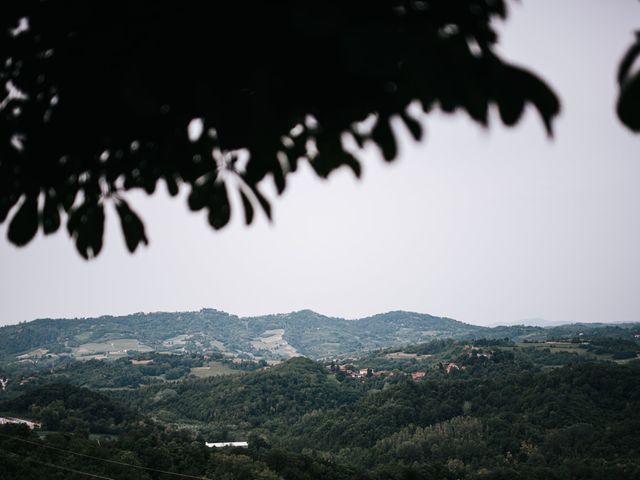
[487,318,571,328]
[1,308,639,367]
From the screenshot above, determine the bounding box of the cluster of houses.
[328,361,463,380]
[463,345,492,358]
[331,364,392,379]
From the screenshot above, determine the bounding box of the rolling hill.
[1,309,638,368]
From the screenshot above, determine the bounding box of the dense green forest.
[2,352,265,391]
[1,334,639,479]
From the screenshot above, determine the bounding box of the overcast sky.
[1,0,640,327]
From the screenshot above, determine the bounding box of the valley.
[0,311,639,479]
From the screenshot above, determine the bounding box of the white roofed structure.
[205,441,248,448]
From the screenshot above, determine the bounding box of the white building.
[205,442,248,448]
[0,417,41,429]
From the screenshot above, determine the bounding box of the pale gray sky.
[1,0,640,326]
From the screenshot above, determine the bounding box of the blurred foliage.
[0,0,561,257]
[618,27,640,131]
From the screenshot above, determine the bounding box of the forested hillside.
[2,309,639,369]
[0,309,482,365]
[2,335,639,479]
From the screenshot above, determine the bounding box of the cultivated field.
[73,339,153,357]
[190,361,241,378]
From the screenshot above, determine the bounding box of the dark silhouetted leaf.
[8,195,38,246]
[41,193,61,235]
[67,201,105,259]
[207,183,231,230]
[514,69,561,136]
[273,162,287,194]
[240,190,255,225]
[617,33,640,85]
[0,1,561,256]
[371,117,397,162]
[115,199,149,253]
[188,182,211,212]
[0,195,19,223]
[617,34,640,132]
[249,184,272,221]
[165,175,179,196]
[497,95,525,127]
[618,76,640,132]
[400,112,423,141]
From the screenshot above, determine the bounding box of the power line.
[0,433,210,480]
[1,446,117,479]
